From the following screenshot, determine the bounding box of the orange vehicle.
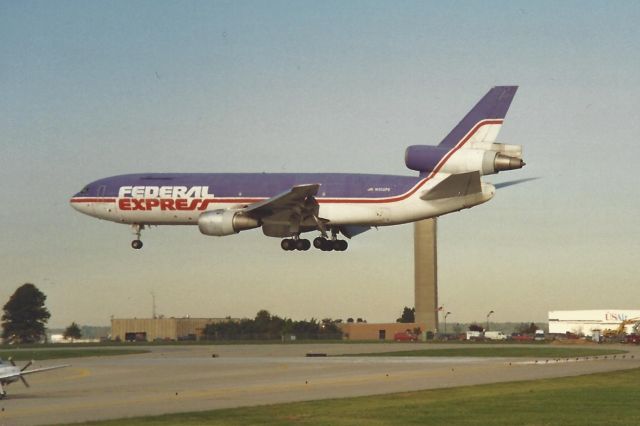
[394,331,418,342]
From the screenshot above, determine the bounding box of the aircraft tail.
[437,86,518,149]
[405,86,523,175]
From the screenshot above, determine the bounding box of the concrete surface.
[1,343,639,425]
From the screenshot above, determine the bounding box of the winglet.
[438,86,518,149]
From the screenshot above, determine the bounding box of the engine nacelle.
[469,142,522,159]
[198,209,260,236]
[405,145,524,176]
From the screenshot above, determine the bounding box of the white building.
[548,310,640,335]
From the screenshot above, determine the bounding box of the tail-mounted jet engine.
[405,144,524,176]
[198,209,260,236]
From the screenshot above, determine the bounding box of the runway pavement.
[1,343,639,425]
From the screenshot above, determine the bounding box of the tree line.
[202,309,343,340]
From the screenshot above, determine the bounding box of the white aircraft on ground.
[0,358,69,398]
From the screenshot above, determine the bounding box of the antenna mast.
[150,291,157,319]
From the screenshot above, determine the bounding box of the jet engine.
[198,209,260,236]
[405,145,524,176]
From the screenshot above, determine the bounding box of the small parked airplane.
[0,358,69,398]
[71,86,524,251]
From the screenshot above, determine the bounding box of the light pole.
[444,312,451,335]
[486,310,494,331]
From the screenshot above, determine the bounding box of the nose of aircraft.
[70,192,92,215]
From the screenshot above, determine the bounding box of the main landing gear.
[313,237,348,252]
[281,238,311,251]
[280,235,348,252]
[131,224,144,250]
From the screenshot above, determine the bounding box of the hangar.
[111,317,236,341]
[340,322,426,341]
[548,310,640,335]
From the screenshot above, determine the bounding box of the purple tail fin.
[438,86,518,149]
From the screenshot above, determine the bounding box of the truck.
[624,334,640,344]
[484,331,507,340]
[466,331,483,340]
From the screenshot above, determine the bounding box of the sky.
[1,1,639,327]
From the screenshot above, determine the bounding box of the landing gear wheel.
[313,237,327,249]
[335,240,348,251]
[321,239,334,251]
[296,239,311,251]
[281,239,294,251]
[131,239,143,250]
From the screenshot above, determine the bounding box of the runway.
[2,343,639,425]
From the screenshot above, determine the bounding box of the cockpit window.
[80,186,90,194]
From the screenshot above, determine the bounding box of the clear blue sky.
[1,1,639,327]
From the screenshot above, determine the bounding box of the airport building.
[111,317,235,341]
[340,322,426,341]
[548,310,640,335]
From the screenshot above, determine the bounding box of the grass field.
[342,347,628,358]
[67,366,640,425]
[0,348,148,361]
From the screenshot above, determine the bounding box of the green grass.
[342,347,627,358]
[0,348,148,361]
[64,366,640,425]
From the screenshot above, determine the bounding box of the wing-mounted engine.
[405,144,524,176]
[198,209,260,236]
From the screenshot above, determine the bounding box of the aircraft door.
[93,185,106,215]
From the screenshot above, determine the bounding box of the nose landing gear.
[131,224,144,250]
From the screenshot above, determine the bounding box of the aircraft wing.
[20,365,70,376]
[244,184,320,218]
[244,184,321,238]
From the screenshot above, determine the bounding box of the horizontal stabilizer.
[421,172,481,201]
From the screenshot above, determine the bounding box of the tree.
[517,322,539,335]
[64,322,82,341]
[396,307,415,323]
[469,323,484,332]
[2,283,51,343]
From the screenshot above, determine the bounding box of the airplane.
[0,358,69,398]
[70,86,525,252]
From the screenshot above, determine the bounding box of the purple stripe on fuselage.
[74,173,424,200]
